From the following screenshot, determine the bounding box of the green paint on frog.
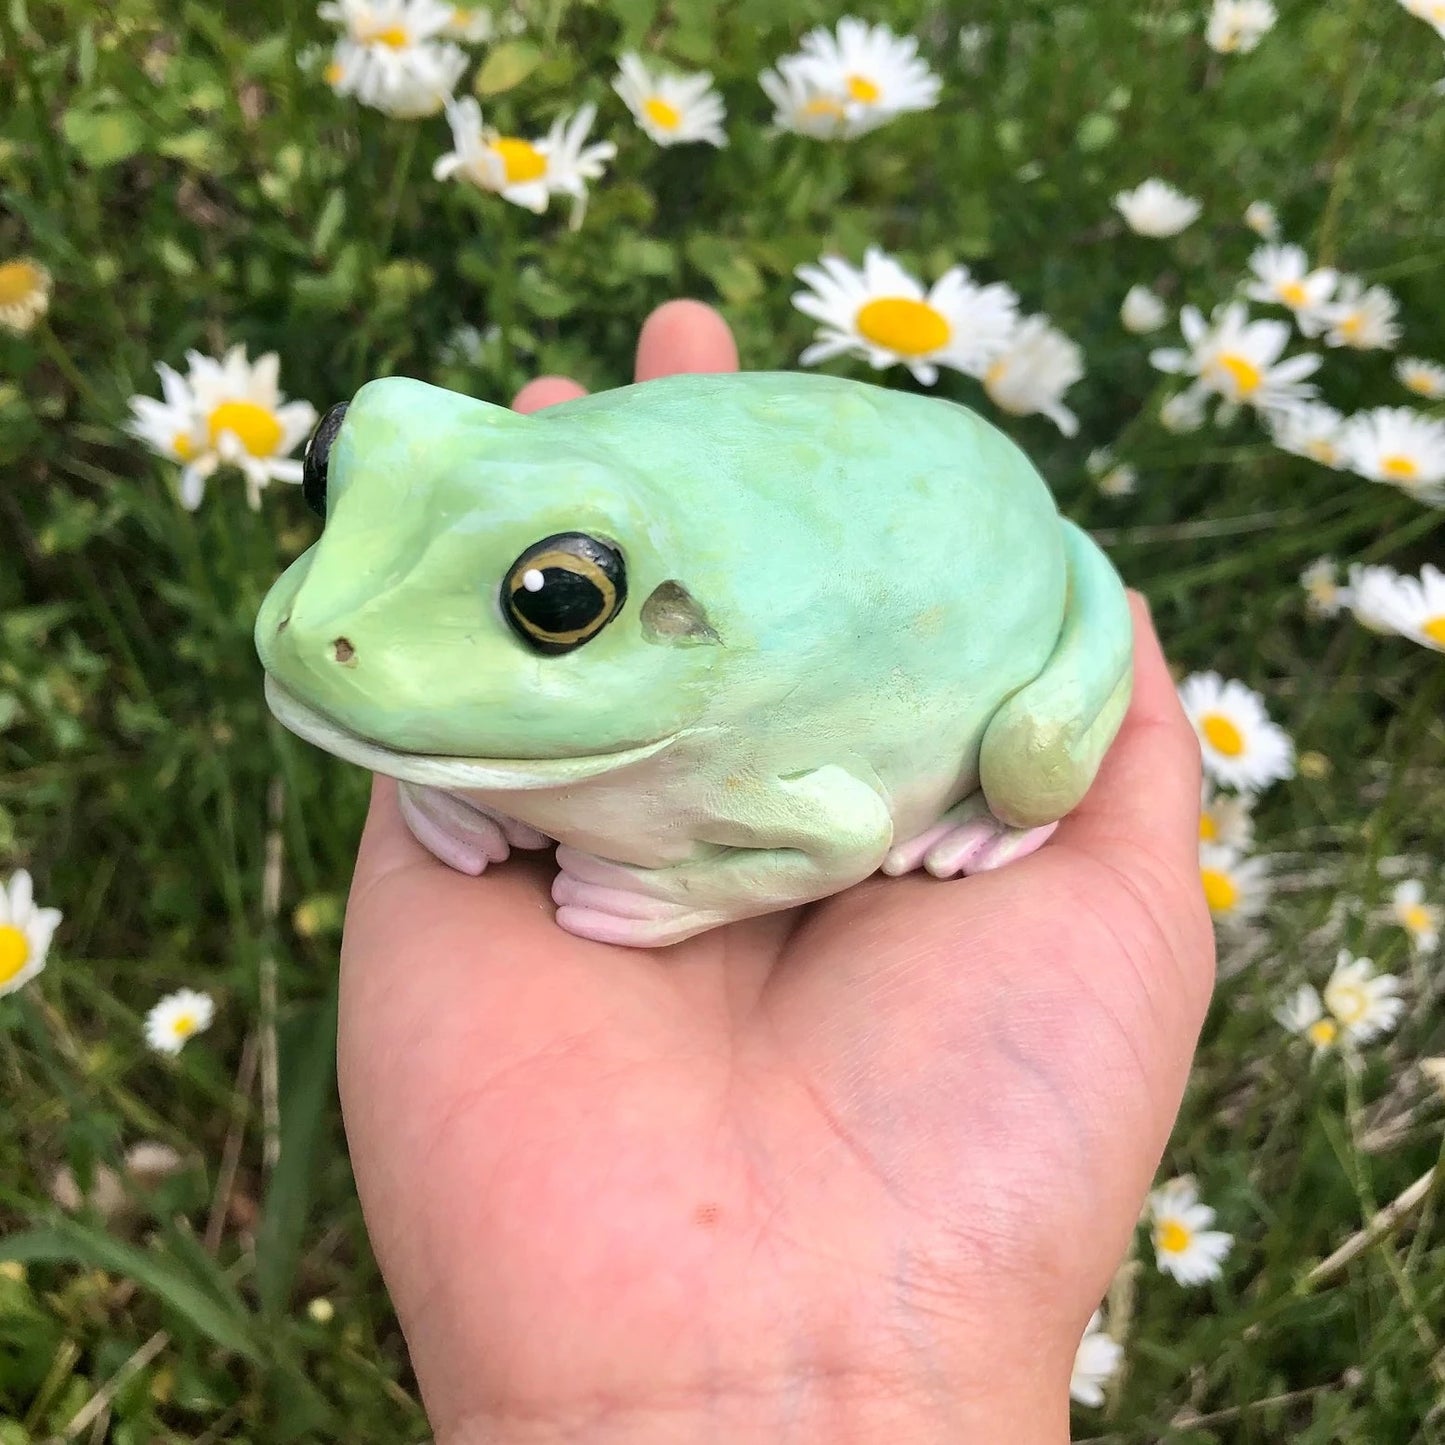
[256,371,1133,947]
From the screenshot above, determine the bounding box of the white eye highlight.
[522,568,545,592]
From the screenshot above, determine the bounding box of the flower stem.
[378,125,420,261]
[36,319,103,412]
[491,203,519,401]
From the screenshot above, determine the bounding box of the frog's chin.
[263,676,680,792]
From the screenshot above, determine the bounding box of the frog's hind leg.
[550,765,894,947]
[881,796,1058,879]
[398,781,550,876]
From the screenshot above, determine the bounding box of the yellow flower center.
[324,60,344,85]
[1156,1219,1192,1254]
[361,23,410,46]
[0,260,44,305]
[1421,616,1445,646]
[1381,454,1419,481]
[1306,1017,1338,1048]
[644,95,682,130]
[171,1012,197,1038]
[1402,902,1434,933]
[1306,439,1338,465]
[1216,352,1263,397]
[1200,712,1245,757]
[847,73,881,103]
[802,96,846,119]
[1201,868,1239,914]
[490,137,548,184]
[1326,981,1368,1025]
[1277,280,1309,307]
[207,400,283,458]
[173,431,197,461]
[0,924,31,986]
[1199,812,1218,842]
[1308,578,1338,605]
[1402,370,1437,397]
[856,297,950,357]
[1338,312,1363,339]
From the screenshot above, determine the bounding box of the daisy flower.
[1199,843,1270,924]
[1070,1310,1123,1407]
[1178,671,1295,791]
[1323,952,1404,1044]
[0,257,53,334]
[613,53,727,148]
[1243,243,1337,320]
[1244,200,1279,238]
[759,59,857,139]
[318,0,453,45]
[1398,0,1445,40]
[127,346,317,511]
[144,988,215,1056]
[791,248,1020,388]
[1200,782,1255,850]
[1150,302,1320,413]
[1206,0,1278,53]
[1268,401,1348,469]
[1121,283,1168,333]
[1275,985,1342,1053]
[1308,276,1401,350]
[1159,388,1208,432]
[789,18,942,138]
[434,99,615,216]
[1348,564,1445,650]
[981,315,1086,436]
[0,870,62,1000]
[1113,179,1202,237]
[325,36,465,116]
[1392,880,1440,952]
[1340,407,1445,503]
[1148,1178,1233,1286]
[1396,357,1445,401]
[1299,557,1349,618]
[441,3,520,41]
[1097,462,1138,496]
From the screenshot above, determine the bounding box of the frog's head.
[255,378,723,789]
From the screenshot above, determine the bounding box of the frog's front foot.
[551,847,725,947]
[398,781,550,876]
[880,797,1058,879]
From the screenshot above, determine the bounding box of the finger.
[634,299,739,382]
[512,376,588,413]
[1056,592,1202,875]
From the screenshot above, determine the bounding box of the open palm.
[336,303,1214,1444]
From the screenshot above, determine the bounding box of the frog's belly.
[444,734,980,871]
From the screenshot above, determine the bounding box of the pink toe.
[922,820,998,878]
[965,821,1059,874]
[551,874,676,920]
[398,789,501,875]
[881,822,954,876]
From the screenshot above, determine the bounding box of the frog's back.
[547,372,1067,688]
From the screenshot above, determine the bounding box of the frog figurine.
[256,371,1134,947]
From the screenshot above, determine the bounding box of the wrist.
[439,1379,1070,1445]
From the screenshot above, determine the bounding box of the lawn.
[2,0,1444,1440]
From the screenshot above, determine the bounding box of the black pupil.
[513,568,604,634]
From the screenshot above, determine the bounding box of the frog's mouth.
[263,676,681,791]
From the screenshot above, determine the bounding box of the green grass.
[3,0,1445,1440]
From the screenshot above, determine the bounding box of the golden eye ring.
[502,532,627,655]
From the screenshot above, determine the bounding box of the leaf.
[61,107,147,168]
[254,988,340,1318]
[0,1219,261,1361]
[474,40,543,97]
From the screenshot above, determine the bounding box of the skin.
[337,301,1215,1443]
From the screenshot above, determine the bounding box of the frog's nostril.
[331,637,356,666]
[277,613,291,634]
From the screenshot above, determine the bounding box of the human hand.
[336,300,1214,1444]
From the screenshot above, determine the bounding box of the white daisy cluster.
[760,19,941,140]
[1178,673,1293,930]
[613,53,727,148]
[144,988,217,1056]
[0,257,52,335]
[791,247,1085,434]
[1147,1177,1234,1285]
[1070,1309,1123,1407]
[1205,0,1278,53]
[319,0,469,118]
[1304,561,1445,653]
[126,346,317,510]
[1276,951,1405,1056]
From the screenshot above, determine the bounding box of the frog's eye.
[302,403,349,519]
[502,533,627,655]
